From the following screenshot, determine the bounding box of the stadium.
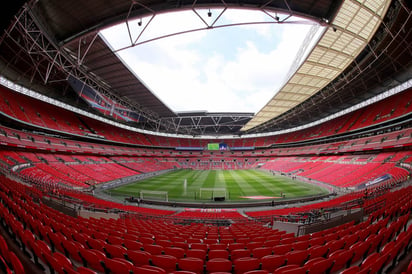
[0,0,411,273]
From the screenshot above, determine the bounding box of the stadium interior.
[0,0,412,273]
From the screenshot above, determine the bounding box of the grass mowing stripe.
[239,170,281,197]
[227,170,258,199]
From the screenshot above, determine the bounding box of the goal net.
[199,188,227,201]
[140,190,168,202]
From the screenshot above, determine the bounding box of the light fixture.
[138,19,142,26]
[207,9,212,17]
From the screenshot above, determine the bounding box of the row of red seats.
[0,233,24,274]
[1,83,412,149]
[1,175,412,273]
[261,154,410,188]
[0,121,410,170]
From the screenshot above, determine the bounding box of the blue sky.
[100,9,320,113]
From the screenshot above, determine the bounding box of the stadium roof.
[0,0,411,136]
[243,0,391,131]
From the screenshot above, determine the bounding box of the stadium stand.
[1,175,412,273]
[0,0,411,273]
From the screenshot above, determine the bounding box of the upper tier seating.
[1,84,412,148]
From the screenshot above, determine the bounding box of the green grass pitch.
[108,169,329,202]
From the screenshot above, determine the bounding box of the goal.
[140,190,168,202]
[199,188,228,201]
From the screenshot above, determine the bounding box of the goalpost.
[140,190,168,202]
[198,188,228,201]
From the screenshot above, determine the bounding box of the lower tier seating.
[1,175,412,274]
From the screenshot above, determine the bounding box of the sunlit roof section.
[242,0,391,131]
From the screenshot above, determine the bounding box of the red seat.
[54,252,74,271]
[186,249,207,260]
[263,239,280,249]
[143,244,164,255]
[126,250,151,266]
[272,244,293,255]
[285,250,308,266]
[209,243,227,250]
[187,238,201,244]
[280,236,295,245]
[72,232,90,247]
[204,238,218,245]
[178,257,204,274]
[103,257,134,274]
[21,229,36,255]
[39,225,53,246]
[305,257,333,273]
[62,239,83,263]
[247,242,263,251]
[8,252,25,274]
[328,249,354,272]
[164,247,186,259]
[107,235,124,245]
[44,252,73,274]
[364,234,383,256]
[325,239,345,257]
[86,238,106,252]
[92,231,107,242]
[206,258,232,273]
[303,257,323,268]
[157,240,173,248]
[228,243,246,251]
[360,252,389,274]
[0,253,11,274]
[190,243,208,251]
[104,244,127,259]
[292,241,310,251]
[208,249,229,259]
[32,239,52,265]
[79,248,106,272]
[174,242,189,250]
[231,249,251,261]
[341,234,359,249]
[47,232,66,254]
[260,254,286,272]
[349,241,370,264]
[307,245,329,259]
[308,237,325,247]
[381,241,401,270]
[233,257,260,274]
[140,237,155,245]
[151,254,178,272]
[252,247,272,259]
[123,239,143,251]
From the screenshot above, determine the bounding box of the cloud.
[101,9,315,113]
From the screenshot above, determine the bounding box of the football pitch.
[108,169,328,202]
